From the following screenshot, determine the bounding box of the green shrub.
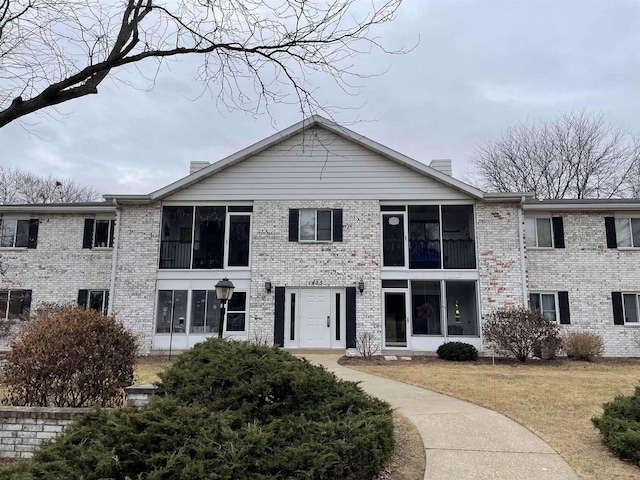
[483,307,561,362]
[2,304,138,407]
[564,332,604,361]
[1,340,394,480]
[436,342,478,361]
[592,385,640,464]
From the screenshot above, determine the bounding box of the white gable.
[165,127,471,202]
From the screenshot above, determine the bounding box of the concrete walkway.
[301,354,581,480]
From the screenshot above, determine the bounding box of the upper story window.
[524,217,565,249]
[381,204,476,270]
[0,218,39,249]
[605,217,640,249]
[83,218,115,249]
[159,205,252,269]
[288,209,343,242]
[0,289,32,320]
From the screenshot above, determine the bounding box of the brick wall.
[527,211,640,356]
[112,204,162,354]
[0,406,89,459]
[476,202,527,321]
[0,214,113,347]
[249,200,382,350]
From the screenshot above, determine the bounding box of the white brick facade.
[111,204,162,353]
[249,199,381,347]
[527,211,640,356]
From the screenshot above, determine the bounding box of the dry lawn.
[134,356,174,384]
[343,357,640,480]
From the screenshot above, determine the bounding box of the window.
[288,208,343,242]
[529,293,557,321]
[411,281,441,335]
[191,290,221,334]
[156,290,188,333]
[445,281,479,336]
[529,291,571,324]
[159,206,252,269]
[612,292,640,325]
[525,217,565,248]
[77,289,109,315]
[83,219,115,249]
[609,218,640,248]
[226,292,247,331]
[381,204,476,269]
[0,219,38,248]
[0,290,32,320]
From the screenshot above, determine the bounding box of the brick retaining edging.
[0,406,91,459]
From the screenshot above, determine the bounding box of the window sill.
[297,240,334,244]
[526,247,556,251]
[0,247,28,251]
[623,323,640,327]
[616,247,640,251]
[91,247,113,251]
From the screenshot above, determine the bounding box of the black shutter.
[332,209,343,242]
[27,219,39,249]
[612,292,624,325]
[103,291,110,315]
[288,209,299,242]
[108,220,115,248]
[83,219,94,249]
[346,287,356,348]
[605,217,617,248]
[552,217,565,249]
[77,290,88,308]
[558,291,570,324]
[274,287,285,346]
[21,290,32,314]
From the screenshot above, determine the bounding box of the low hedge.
[436,342,478,361]
[592,385,640,464]
[1,340,394,480]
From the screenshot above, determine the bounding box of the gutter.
[518,196,528,306]
[107,199,122,316]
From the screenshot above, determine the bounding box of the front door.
[384,291,408,348]
[285,288,346,349]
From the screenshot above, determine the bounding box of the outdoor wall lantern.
[265,279,272,293]
[358,279,365,295]
[215,278,235,339]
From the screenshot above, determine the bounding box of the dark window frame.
[0,218,37,248]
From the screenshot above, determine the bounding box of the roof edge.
[0,204,116,214]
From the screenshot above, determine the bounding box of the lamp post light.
[215,278,235,339]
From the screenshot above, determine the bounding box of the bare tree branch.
[0,165,101,204]
[0,0,406,128]
[471,111,640,199]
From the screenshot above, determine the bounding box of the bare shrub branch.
[472,111,640,199]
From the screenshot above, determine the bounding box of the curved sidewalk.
[301,354,580,480]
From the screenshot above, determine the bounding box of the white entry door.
[284,288,346,349]
[299,289,332,348]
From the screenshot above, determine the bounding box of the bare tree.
[0,166,101,204]
[472,111,640,199]
[0,0,404,128]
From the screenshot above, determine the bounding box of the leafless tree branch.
[0,0,406,128]
[471,111,640,199]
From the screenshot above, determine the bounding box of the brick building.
[1,117,639,356]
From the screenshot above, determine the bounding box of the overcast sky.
[1,0,640,197]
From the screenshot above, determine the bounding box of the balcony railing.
[159,240,224,269]
[384,238,476,269]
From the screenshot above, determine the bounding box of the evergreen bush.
[592,385,640,464]
[436,342,478,361]
[0,339,394,480]
[2,304,138,407]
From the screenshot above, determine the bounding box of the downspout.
[517,196,528,306]
[108,199,121,315]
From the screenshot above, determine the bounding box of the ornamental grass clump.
[2,304,138,408]
[1,339,394,480]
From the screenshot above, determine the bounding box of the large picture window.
[381,204,476,270]
[159,206,251,269]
